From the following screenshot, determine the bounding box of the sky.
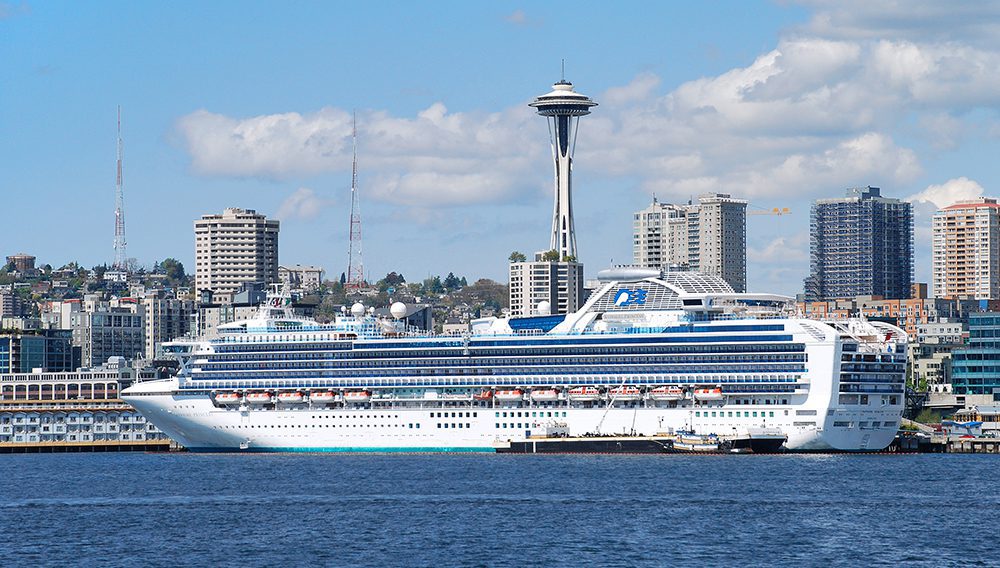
[3,1,1000,296]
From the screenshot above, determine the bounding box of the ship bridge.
[548,269,795,334]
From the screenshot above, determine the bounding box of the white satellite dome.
[390,302,407,319]
[536,301,551,316]
[351,302,365,317]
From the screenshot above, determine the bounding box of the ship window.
[496,423,500,428]
[436,424,441,428]
[728,412,733,417]
[416,424,420,428]
[473,412,478,417]
[752,412,758,417]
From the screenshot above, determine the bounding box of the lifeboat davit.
[530,388,560,402]
[277,392,305,404]
[650,386,684,401]
[609,386,641,401]
[344,390,372,404]
[310,391,337,403]
[245,392,272,405]
[214,392,241,405]
[495,389,525,402]
[694,387,725,401]
[568,386,601,402]
[473,389,493,400]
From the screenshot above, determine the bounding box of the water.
[0,453,996,567]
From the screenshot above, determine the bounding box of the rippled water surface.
[1,453,997,567]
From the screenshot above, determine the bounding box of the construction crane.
[748,206,791,216]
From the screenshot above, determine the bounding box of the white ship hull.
[125,379,901,453]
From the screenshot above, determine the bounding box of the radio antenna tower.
[113,105,128,271]
[346,112,364,291]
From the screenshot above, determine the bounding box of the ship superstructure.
[123,271,907,452]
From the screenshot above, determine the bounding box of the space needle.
[529,74,597,261]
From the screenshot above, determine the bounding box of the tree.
[384,272,406,287]
[443,272,462,291]
[160,258,186,283]
[422,276,444,295]
[562,254,577,262]
[541,249,560,262]
[914,408,941,425]
[508,251,527,263]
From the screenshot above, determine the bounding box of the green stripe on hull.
[188,446,497,453]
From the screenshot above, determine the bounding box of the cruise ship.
[122,269,907,452]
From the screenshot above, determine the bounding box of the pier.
[0,440,171,454]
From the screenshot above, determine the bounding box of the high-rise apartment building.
[142,290,193,359]
[804,186,912,301]
[194,208,279,303]
[632,193,747,292]
[509,253,584,317]
[932,198,1000,300]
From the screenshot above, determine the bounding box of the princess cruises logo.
[613,288,648,307]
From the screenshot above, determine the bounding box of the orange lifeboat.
[494,389,525,402]
[245,392,272,405]
[344,390,372,404]
[609,386,641,401]
[650,386,684,401]
[694,387,724,401]
[310,391,337,403]
[568,386,601,402]
[530,388,560,402]
[214,392,241,405]
[277,392,305,404]
[473,389,494,400]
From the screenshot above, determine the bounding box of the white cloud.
[505,9,526,25]
[603,73,661,106]
[175,12,998,218]
[0,1,30,20]
[176,104,545,207]
[276,187,333,221]
[906,177,985,209]
[795,1,1000,45]
[504,9,541,27]
[748,232,810,264]
[176,108,352,178]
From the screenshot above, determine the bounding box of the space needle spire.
[529,72,597,260]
